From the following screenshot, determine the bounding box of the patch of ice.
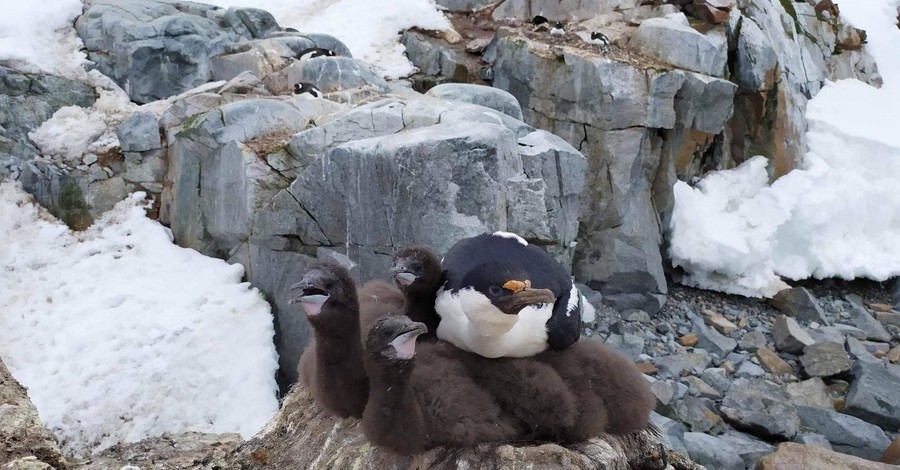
[0,181,279,456]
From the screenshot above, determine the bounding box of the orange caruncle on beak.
[502,279,532,293]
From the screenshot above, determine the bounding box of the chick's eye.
[488,285,504,297]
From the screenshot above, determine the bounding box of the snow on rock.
[670,0,900,297]
[0,181,279,456]
[0,0,88,78]
[204,0,453,79]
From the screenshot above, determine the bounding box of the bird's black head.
[390,246,442,293]
[554,21,564,28]
[290,262,358,328]
[531,15,548,26]
[293,82,321,97]
[458,261,555,316]
[366,316,428,363]
[591,32,605,41]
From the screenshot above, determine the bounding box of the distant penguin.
[389,246,444,338]
[590,31,611,52]
[292,262,368,418]
[436,232,589,358]
[295,47,336,61]
[550,21,566,36]
[531,15,550,32]
[293,82,322,98]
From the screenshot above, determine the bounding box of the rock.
[770,287,829,325]
[435,0,497,12]
[795,432,834,450]
[734,16,778,91]
[738,330,768,351]
[679,334,698,347]
[651,380,677,407]
[629,15,728,77]
[683,376,721,399]
[757,442,897,470]
[800,342,851,378]
[635,362,658,375]
[671,397,725,433]
[426,83,524,120]
[756,347,793,375]
[795,405,890,461]
[887,347,900,363]
[786,378,834,410]
[683,432,744,470]
[773,315,816,354]
[832,324,870,340]
[76,0,246,103]
[718,430,776,469]
[491,0,619,21]
[116,112,161,153]
[230,7,280,39]
[650,411,689,455]
[876,311,900,328]
[882,438,900,464]
[656,353,710,378]
[604,333,645,362]
[735,361,766,378]
[845,295,892,342]
[285,56,389,96]
[700,367,731,395]
[847,337,882,363]
[691,315,736,358]
[844,361,900,430]
[228,386,701,469]
[401,31,473,85]
[701,309,738,334]
[720,377,799,439]
[78,432,242,469]
[0,359,70,468]
[673,70,738,134]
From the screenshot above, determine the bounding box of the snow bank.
[0,0,87,78]
[0,181,279,456]
[204,0,452,79]
[670,0,900,297]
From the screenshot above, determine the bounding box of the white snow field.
[670,0,900,297]
[0,182,279,456]
[204,0,453,79]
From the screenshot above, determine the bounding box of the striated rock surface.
[757,442,898,470]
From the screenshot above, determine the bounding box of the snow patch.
[0,0,88,78]
[0,181,279,456]
[203,0,452,79]
[669,0,900,296]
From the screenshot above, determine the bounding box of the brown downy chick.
[361,316,521,455]
[293,262,368,418]
[358,279,406,337]
[389,246,443,337]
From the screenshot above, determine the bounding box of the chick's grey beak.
[289,279,330,316]
[389,266,418,286]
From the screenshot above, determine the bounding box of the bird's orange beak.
[502,279,532,293]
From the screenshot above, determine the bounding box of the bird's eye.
[488,285,504,297]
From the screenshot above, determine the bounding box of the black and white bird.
[531,15,550,32]
[293,82,322,98]
[549,21,566,36]
[435,231,594,358]
[295,47,336,61]
[589,31,611,52]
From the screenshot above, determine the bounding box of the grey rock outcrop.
[629,15,728,77]
[491,0,619,21]
[796,405,891,461]
[683,432,744,470]
[116,112,162,153]
[770,287,829,325]
[720,378,799,439]
[718,430,776,469]
[800,342,851,378]
[844,295,892,342]
[844,361,900,430]
[426,83,524,120]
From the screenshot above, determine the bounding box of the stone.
[757,442,897,470]
[671,397,725,433]
[401,31,471,83]
[720,378,799,439]
[738,330,768,351]
[78,432,242,469]
[285,56,389,95]
[845,295,893,342]
[773,315,816,354]
[876,311,900,328]
[887,347,900,363]
[683,432,744,470]
[435,0,496,12]
[734,17,778,91]
[691,315,737,358]
[700,367,731,395]
[76,0,245,103]
[756,347,793,375]
[770,287,829,325]
[651,380,677,407]
[832,324,870,340]
[490,0,620,21]
[230,7,280,39]
[796,405,891,461]
[673,70,737,134]
[795,432,834,450]
[0,359,70,468]
[882,438,900,465]
[844,361,900,430]
[847,337,882,363]
[701,309,738,334]
[605,333,645,362]
[426,83,524,120]
[655,353,710,378]
[679,334,698,347]
[718,430,776,469]
[650,411,689,455]
[629,15,728,76]
[116,112,161,153]
[786,378,834,410]
[735,361,765,378]
[684,376,721,399]
[635,362,658,375]
[801,342,851,378]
